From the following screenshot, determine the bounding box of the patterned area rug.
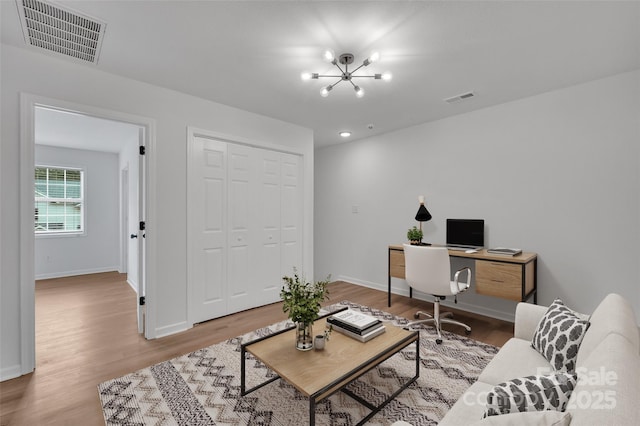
[98,301,498,425]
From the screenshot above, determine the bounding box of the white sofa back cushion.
[577,293,639,366]
[567,333,640,424]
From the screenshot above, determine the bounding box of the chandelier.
[301,50,392,98]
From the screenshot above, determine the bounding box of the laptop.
[446,219,485,250]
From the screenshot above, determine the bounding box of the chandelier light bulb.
[301,72,312,81]
[354,86,365,98]
[382,72,392,81]
[363,51,380,66]
[320,85,333,97]
[323,49,335,63]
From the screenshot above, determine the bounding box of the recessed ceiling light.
[339,131,352,138]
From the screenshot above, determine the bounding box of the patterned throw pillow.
[483,372,577,417]
[531,299,590,372]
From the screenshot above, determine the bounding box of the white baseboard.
[35,266,120,280]
[154,321,191,339]
[337,275,515,323]
[1,364,22,382]
[126,278,138,293]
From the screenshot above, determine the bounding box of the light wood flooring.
[0,272,513,425]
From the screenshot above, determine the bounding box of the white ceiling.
[35,106,140,154]
[2,1,639,148]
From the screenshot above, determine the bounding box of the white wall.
[315,70,640,322]
[35,145,120,279]
[0,45,314,380]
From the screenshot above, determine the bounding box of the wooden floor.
[0,272,513,426]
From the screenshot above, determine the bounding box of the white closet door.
[189,135,305,324]
[256,148,283,305]
[280,152,303,278]
[227,144,255,312]
[190,137,227,323]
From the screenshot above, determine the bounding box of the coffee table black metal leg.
[309,398,315,426]
[240,344,246,395]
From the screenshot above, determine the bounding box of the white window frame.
[34,165,86,236]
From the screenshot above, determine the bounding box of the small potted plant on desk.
[280,268,331,351]
[407,225,424,245]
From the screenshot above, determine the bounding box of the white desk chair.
[403,244,472,344]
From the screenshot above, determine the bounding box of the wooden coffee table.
[240,309,420,425]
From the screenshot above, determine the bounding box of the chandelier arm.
[333,62,347,75]
[349,63,367,74]
[350,75,377,78]
[316,74,344,78]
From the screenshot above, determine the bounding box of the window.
[35,166,84,234]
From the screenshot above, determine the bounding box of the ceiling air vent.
[444,91,476,104]
[16,0,106,64]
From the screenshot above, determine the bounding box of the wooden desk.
[388,244,537,307]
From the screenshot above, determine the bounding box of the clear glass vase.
[295,322,314,351]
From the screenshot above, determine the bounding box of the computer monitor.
[446,219,485,248]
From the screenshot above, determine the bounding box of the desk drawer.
[476,261,522,301]
[389,249,405,279]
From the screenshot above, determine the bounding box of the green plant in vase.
[407,225,423,245]
[280,268,331,351]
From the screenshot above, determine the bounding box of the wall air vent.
[16,0,106,64]
[444,91,476,104]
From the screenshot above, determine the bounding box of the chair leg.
[440,318,472,333]
[413,310,433,320]
[406,297,472,343]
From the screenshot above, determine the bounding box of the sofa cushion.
[478,338,552,385]
[482,372,577,417]
[438,381,495,426]
[531,299,590,372]
[470,410,572,426]
[576,293,639,367]
[514,302,549,341]
[567,333,640,425]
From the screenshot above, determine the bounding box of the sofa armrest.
[514,302,548,341]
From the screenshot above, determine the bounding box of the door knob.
[130,234,138,239]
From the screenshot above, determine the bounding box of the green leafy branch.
[280,268,331,325]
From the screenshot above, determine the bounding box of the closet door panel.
[190,137,227,323]
[227,144,255,312]
[256,149,282,304]
[280,153,303,276]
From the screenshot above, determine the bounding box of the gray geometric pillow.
[531,299,590,372]
[483,372,577,417]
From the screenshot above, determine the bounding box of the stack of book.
[327,309,386,342]
[487,247,522,256]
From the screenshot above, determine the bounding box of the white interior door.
[188,133,304,324]
[137,138,146,334]
[190,136,228,323]
[280,152,303,277]
[256,149,283,305]
[227,144,254,312]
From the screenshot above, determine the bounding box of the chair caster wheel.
[436,339,443,344]
[465,329,471,335]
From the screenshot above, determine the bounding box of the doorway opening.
[19,94,156,375]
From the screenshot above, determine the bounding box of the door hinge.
[139,221,146,231]
[139,146,146,155]
[139,296,145,306]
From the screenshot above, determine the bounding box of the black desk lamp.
[415,195,432,245]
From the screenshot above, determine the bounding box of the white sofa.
[395,293,640,425]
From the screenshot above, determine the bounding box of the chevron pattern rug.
[98,301,498,425]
